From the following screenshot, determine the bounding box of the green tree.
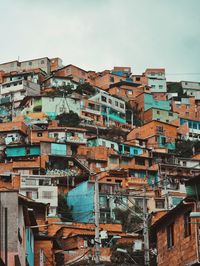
[126,102,143,127]
[175,139,200,158]
[76,82,96,95]
[114,206,143,233]
[56,111,81,127]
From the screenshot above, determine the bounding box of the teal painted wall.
[144,94,170,111]
[66,181,94,222]
[6,147,26,157]
[158,136,175,150]
[29,146,40,155]
[119,144,143,156]
[51,143,66,155]
[26,228,34,266]
[6,146,40,157]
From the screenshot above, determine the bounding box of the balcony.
[84,107,101,115]
[102,112,126,124]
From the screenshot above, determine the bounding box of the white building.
[142,69,167,93]
[20,174,58,216]
[0,57,51,75]
[181,81,200,100]
[89,91,126,125]
[0,80,40,107]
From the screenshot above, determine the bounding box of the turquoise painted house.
[119,144,143,156]
[51,143,66,156]
[66,181,94,223]
[87,137,119,151]
[144,93,170,111]
[66,181,125,223]
[6,145,40,157]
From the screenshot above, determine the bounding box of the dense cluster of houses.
[0,57,200,265]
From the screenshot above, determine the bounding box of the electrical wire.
[64,249,90,266]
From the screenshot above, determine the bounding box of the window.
[110,76,114,82]
[169,112,173,116]
[96,162,102,168]
[115,101,119,107]
[108,99,112,104]
[136,77,140,81]
[41,60,45,64]
[102,141,106,146]
[134,198,147,210]
[161,137,166,145]
[167,223,174,248]
[156,126,164,133]
[54,133,58,138]
[110,157,117,164]
[26,191,32,198]
[37,132,43,137]
[157,110,160,114]
[26,147,30,155]
[26,179,36,186]
[182,161,186,166]
[159,85,163,89]
[42,191,53,199]
[155,199,164,209]
[29,61,32,66]
[101,96,107,102]
[184,212,191,237]
[120,103,124,109]
[135,158,145,165]
[166,120,169,123]
[111,144,115,149]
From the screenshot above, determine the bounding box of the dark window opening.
[167,223,174,248]
[37,132,43,137]
[184,211,191,238]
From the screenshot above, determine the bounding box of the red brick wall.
[34,240,53,266]
[157,209,198,266]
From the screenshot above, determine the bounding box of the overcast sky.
[0,0,200,81]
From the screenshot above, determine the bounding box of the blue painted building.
[66,181,95,223]
[66,181,124,223]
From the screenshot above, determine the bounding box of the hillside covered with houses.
[0,57,200,266]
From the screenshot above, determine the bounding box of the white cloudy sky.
[0,0,200,81]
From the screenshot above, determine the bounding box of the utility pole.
[94,174,100,264]
[143,186,150,266]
